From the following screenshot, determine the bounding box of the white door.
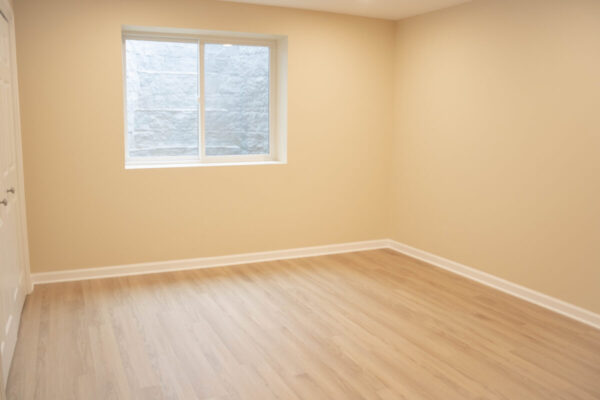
[0,6,26,387]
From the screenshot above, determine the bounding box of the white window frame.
[122,27,286,169]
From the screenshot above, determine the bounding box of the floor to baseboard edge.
[30,238,600,330]
[386,239,600,330]
[30,239,389,285]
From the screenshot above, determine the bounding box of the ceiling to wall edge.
[217,0,473,21]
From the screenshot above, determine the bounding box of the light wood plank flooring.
[6,249,600,399]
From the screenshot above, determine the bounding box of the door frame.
[0,0,32,294]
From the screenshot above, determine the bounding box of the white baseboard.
[31,238,600,330]
[386,239,600,330]
[31,240,389,285]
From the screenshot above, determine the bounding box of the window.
[123,28,286,168]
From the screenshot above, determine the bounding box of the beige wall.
[391,0,600,313]
[14,0,600,314]
[14,0,394,273]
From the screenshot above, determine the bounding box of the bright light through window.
[123,29,285,168]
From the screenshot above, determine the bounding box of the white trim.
[199,38,205,160]
[30,238,600,330]
[0,0,29,391]
[125,160,286,170]
[386,240,600,330]
[122,25,284,42]
[4,315,11,337]
[1,0,32,295]
[122,26,287,169]
[31,240,389,285]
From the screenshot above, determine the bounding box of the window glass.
[126,40,199,158]
[204,44,270,156]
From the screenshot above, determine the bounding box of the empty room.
[0,0,599,398]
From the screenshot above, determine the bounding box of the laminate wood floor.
[6,249,600,399]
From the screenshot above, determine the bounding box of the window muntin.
[123,32,279,167]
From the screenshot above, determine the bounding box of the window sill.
[125,160,287,170]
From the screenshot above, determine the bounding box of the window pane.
[204,44,270,156]
[126,40,199,158]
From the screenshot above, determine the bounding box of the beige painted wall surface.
[391,0,600,313]
[15,0,394,273]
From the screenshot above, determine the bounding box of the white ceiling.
[218,0,472,20]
